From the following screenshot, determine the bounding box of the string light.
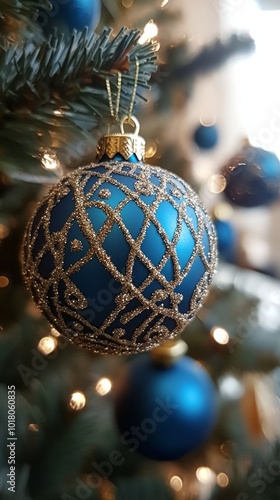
[207,174,227,194]
[41,152,59,171]
[196,467,216,484]
[210,326,230,345]
[0,276,9,288]
[217,473,229,487]
[28,423,40,432]
[69,391,86,410]
[139,21,158,44]
[169,476,183,492]
[37,336,57,355]
[95,377,112,396]
[54,109,63,116]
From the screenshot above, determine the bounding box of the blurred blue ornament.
[38,0,101,37]
[115,353,218,460]
[222,146,280,207]
[193,124,219,150]
[214,218,237,262]
[23,132,217,355]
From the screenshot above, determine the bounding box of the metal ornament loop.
[120,115,140,136]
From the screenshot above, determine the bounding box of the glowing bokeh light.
[38,336,57,355]
[69,391,86,410]
[210,326,230,345]
[169,475,183,491]
[96,377,112,396]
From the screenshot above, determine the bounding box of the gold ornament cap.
[151,339,188,366]
[96,116,146,162]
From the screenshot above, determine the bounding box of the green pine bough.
[0,0,51,43]
[0,22,157,180]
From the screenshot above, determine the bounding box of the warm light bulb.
[144,20,158,38]
[69,391,86,410]
[207,174,227,194]
[196,467,216,484]
[169,475,183,491]
[41,153,59,170]
[210,326,230,345]
[54,109,63,116]
[217,473,229,488]
[37,336,57,355]
[139,21,158,44]
[95,377,112,396]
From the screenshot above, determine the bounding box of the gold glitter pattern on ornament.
[135,172,155,196]
[23,161,217,355]
[99,189,111,200]
[71,239,83,252]
[172,188,181,199]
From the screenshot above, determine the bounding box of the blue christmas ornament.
[214,218,237,262]
[193,124,219,150]
[38,0,101,37]
[222,145,280,207]
[115,341,218,461]
[23,124,217,354]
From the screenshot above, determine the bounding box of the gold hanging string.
[118,57,141,135]
[105,71,122,122]
[128,56,140,119]
[105,57,139,124]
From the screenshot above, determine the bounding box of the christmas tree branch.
[0,0,50,21]
[1,28,156,118]
[171,33,255,80]
[0,28,157,180]
[0,0,50,43]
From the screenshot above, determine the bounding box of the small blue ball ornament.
[222,145,280,207]
[23,127,217,354]
[193,124,219,150]
[38,0,101,37]
[115,343,218,461]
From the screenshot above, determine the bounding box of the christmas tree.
[1,1,280,499]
